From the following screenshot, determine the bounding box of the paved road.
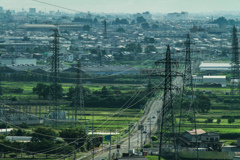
[81,77,182,160]
[92,98,163,160]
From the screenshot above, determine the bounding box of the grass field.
[0,81,144,133]
[176,86,240,144]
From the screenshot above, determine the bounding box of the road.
[81,77,182,160]
[92,99,163,160]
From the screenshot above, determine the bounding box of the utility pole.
[92,112,94,160]
[141,126,143,149]
[109,130,112,160]
[148,118,152,138]
[128,121,130,151]
[149,45,182,160]
[137,131,139,149]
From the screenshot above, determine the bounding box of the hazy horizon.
[0,0,240,14]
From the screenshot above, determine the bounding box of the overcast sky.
[0,0,240,14]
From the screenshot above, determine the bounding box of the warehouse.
[203,75,226,87]
[199,62,231,73]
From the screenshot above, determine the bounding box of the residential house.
[180,129,223,150]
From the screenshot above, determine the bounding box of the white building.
[199,62,231,73]
[203,75,226,87]
[0,128,13,134]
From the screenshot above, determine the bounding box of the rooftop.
[199,62,231,68]
[203,76,226,79]
[21,24,57,28]
[187,129,206,135]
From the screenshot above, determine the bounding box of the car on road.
[152,115,156,119]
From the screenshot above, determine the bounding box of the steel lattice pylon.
[184,34,193,87]
[178,34,199,160]
[149,45,181,160]
[50,29,60,124]
[75,60,86,128]
[231,26,240,109]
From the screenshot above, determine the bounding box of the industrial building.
[0,58,37,66]
[203,75,226,87]
[64,65,140,75]
[19,24,57,32]
[199,62,231,73]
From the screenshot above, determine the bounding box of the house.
[180,129,223,150]
[222,138,240,159]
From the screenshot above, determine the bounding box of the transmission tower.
[177,34,199,160]
[231,25,240,109]
[50,29,60,124]
[149,45,182,160]
[74,60,86,128]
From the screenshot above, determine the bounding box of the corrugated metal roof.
[203,76,226,79]
[199,62,231,68]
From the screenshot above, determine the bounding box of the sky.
[0,0,240,14]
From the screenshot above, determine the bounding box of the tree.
[196,95,211,112]
[83,25,90,31]
[125,43,137,52]
[136,43,142,53]
[26,47,32,53]
[141,22,150,29]
[9,47,15,52]
[228,117,235,124]
[137,16,146,23]
[146,80,154,97]
[144,37,155,43]
[48,84,63,99]
[60,128,87,151]
[152,24,159,29]
[33,83,48,99]
[31,127,58,142]
[116,27,125,33]
[33,47,39,53]
[131,20,136,25]
[214,16,228,28]
[217,118,221,124]
[93,18,98,24]
[23,36,30,41]
[33,83,63,100]
[101,86,109,98]
[145,45,156,53]
[205,118,213,123]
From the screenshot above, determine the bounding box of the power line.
[32,0,81,13]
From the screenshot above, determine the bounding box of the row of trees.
[174,91,212,113]
[0,127,97,158]
[32,82,151,109]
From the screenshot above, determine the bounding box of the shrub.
[217,118,221,124]
[205,118,213,123]
[151,136,158,141]
[228,117,235,124]
[143,143,152,148]
[19,122,29,129]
